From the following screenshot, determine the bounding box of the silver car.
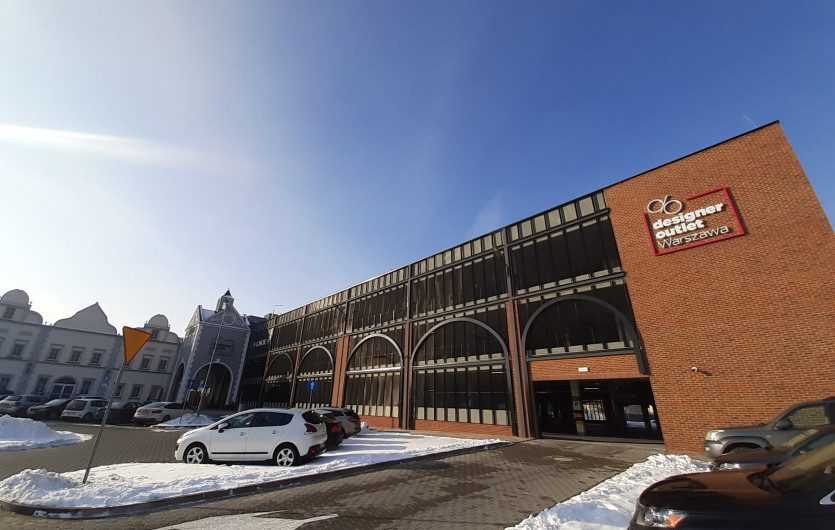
[315,407,362,437]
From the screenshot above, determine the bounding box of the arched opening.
[262,353,294,408]
[293,347,334,408]
[169,363,185,401]
[50,376,76,399]
[192,363,232,409]
[522,294,661,440]
[412,318,513,428]
[344,335,402,418]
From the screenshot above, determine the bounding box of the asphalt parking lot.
[0,422,662,529]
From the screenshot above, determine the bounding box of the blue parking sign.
[308,380,317,392]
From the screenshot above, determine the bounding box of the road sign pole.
[82,326,151,485]
[82,362,125,484]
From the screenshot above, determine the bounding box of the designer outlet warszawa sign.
[643,187,745,256]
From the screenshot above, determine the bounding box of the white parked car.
[61,398,108,422]
[134,402,186,425]
[175,408,327,466]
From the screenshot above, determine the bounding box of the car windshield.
[761,443,835,495]
[65,400,87,411]
[784,428,820,449]
[43,399,67,406]
[1,395,21,402]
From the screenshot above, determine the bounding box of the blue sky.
[1,2,833,335]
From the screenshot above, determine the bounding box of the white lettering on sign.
[643,187,745,256]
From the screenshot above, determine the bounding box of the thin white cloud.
[0,123,252,175]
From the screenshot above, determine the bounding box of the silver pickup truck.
[704,398,835,458]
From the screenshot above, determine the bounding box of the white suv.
[61,398,108,422]
[134,402,185,425]
[175,408,327,466]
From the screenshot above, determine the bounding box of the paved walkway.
[0,425,661,530]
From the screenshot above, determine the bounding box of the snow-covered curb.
[0,430,503,511]
[0,415,91,452]
[155,413,215,429]
[510,454,710,530]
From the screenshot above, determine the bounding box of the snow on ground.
[155,413,216,428]
[0,429,500,509]
[510,454,710,530]
[0,415,91,452]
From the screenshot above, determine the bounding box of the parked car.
[133,402,186,425]
[61,397,108,422]
[26,398,72,420]
[629,442,835,529]
[93,401,141,424]
[175,408,327,466]
[316,411,345,450]
[314,407,362,437]
[711,424,835,471]
[0,394,47,416]
[704,397,835,458]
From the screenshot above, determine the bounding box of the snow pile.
[156,413,215,428]
[0,430,501,509]
[0,415,91,451]
[511,454,710,530]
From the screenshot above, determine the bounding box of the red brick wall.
[528,355,646,381]
[361,415,400,429]
[414,419,514,437]
[605,123,835,453]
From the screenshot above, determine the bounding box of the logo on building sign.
[643,187,745,256]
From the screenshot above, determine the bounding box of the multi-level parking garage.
[240,122,834,453]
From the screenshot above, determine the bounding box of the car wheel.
[162,415,171,422]
[83,412,92,422]
[184,443,208,464]
[274,444,299,467]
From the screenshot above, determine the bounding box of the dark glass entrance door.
[534,381,576,435]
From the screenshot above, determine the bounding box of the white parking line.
[156,512,338,529]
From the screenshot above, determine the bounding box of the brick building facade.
[256,122,833,453]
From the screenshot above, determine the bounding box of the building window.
[157,358,169,372]
[10,340,27,357]
[0,374,12,391]
[294,347,334,409]
[210,338,235,356]
[139,356,152,371]
[80,379,94,395]
[151,329,160,340]
[262,354,294,408]
[46,345,63,362]
[115,383,125,398]
[521,282,637,358]
[2,307,14,319]
[50,376,76,399]
[130,384,143,399]
[90,349,104,366]
[412,319,512,426]
[68,347,84,364]
[34,375,49,396]
[149,385,163,400]
[344,336,402,418]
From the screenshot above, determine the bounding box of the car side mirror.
[218,422,228,433]
[774,418,793,430]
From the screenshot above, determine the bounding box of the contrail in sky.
[0,123,249,175]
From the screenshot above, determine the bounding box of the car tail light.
[305,423,317,433]
[330,424,340,433]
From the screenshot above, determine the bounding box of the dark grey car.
[315,407,362,437]
[711,424,835,471]
[704,398,835,458]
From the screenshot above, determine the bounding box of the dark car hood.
[714,448,786,466]
[639,471,788,514]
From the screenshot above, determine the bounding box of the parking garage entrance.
[534,379,662,441]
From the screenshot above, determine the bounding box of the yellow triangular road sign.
[123,326,152,365]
